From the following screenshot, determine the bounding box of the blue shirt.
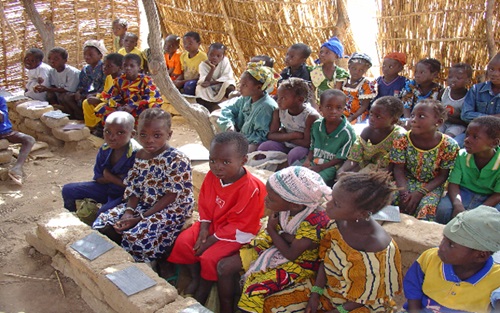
[461,81,500,123]
[0,96,12,135]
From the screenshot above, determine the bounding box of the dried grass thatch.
[155,0,358,78]
[0,0,140,92]
[376,0,499,82]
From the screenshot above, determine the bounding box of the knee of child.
[217,255,241,277]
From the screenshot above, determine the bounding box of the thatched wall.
[376,0,500,82]
[0,0,140,92]
[155,0,358,78]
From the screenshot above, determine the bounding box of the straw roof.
[376,0,499,82]
[0,0,140,92]
[155,0,358,78]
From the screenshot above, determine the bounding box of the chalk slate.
[70,232,114,261]
[106,266,157,296]
[180,303,213,313]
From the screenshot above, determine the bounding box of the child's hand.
[87,97,101,105]
[173,80,185,88]
[267,213,279,233]
[34,85,47,93]
[74,91,82,102]
[37,77,44,84]
[302,159,311,168]
[193,228,209,253]
[205,60,216,69]
[401,191,424,216]
[452,203,465,218]
[200,81,211,88]
[113,217,139,233]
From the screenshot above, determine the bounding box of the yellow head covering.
[245,61,280,91]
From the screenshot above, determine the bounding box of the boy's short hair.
[166,34,180,43]
[104,53,124,67]
[290,43,311,59]
[49,47,68,61]
[124,32,138,42]
[105,111,135,131]
[123,53,141,67]
[212,131,249,157]
[319,89,346,105]
[470,116,500,140]
[279,78,309,100]
[112,18,129,27]
[451,63,473,79]
[373,96,404,119]
[26,48,44,62]
[417,58,441,73]
[251,55,274,68]
[209,42,227,53]
[183,31,201,43]
[138,108,172,130]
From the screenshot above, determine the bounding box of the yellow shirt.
[117,47,145,68]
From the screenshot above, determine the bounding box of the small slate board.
[106,266,157,296]
[70,232,114,261]
[180,303,213,313]
[373,205,401,223]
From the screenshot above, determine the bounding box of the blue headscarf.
[321,36,344,58]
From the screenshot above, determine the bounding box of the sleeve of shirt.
[198,174,214,223]
[217,97,242,131]
[491,288,500,309]
[461,85,486,123]
[335,126,356,159]
[66,68,81,92]
[390,135,408,164]
[173,53,183,76]
[439,138,459,170]
[139,77,163,108]
[403,259,426,300]
[400,80,415,109]
[448,151,464,184]
[92,147,107,180]
[245,101,276,144]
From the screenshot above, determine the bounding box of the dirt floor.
[0,116,201,313]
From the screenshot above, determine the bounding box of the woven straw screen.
[0,0,140,92]
[376,0,499,82]
[155,0,358,78]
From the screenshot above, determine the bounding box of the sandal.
[8,171,23,186]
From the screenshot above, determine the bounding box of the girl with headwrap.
[374,52,407,101]
[310,37,350,107]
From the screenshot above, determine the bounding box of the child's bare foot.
[8,168,23,186]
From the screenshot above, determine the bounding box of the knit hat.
[321,37,344,58]
[245,61,280,91]
[349,52,373,67]
[83,39,108,56]
[443,205,500,252]
[384,52,406,66]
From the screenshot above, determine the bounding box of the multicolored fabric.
[384,52,406,66]
[238,210,330,313]
[390,132,459,220]
[92,147,194,262]
[164,49,182,80]
[321,37,344,58]
[180,50,207,81]
[310,65,349,101]
[77,61,105,96]
[342,78,377,122]
[349,52,372,67]
[82,74,114,127]
[348,125,406,170]
[263,220,402,313]
[400,79,443,112]
[246,61,281,91]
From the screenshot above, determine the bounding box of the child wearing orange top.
[163,34,182,81]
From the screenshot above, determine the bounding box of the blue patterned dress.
[93,147,194,262]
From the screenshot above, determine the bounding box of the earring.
[435,124,439,126]
[355,218,359,223]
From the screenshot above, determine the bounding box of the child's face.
[368,102,396,129]
[348,62,368,82]
[463,123,498,155]
[326,183,362,221]
[207,48,224,66]
[48,51,66,71]
[414,63,437,85]
[24,53,42,70]
[137,119,172,155]
[239,73,262,97]
[112,23,127,37]
[276,87,301,110]
[103,122,134,150]
[183,36,200,54]
[123,58,141,80]
[381,58,403,78]
[264,182,292,213]
[447,67,470,90]
[487,59,500,86]
[318,47,338,65]
[438,236,479,265]
[409,103,441,134]
[103,59,122,77]
[163,39,179,54]
[319,95,344,122]
[123,36,138,52]
[285,48,305,69]
[83,46,102,67]
[209,142,247,184]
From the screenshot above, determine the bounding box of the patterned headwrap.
[349,52,373,68]
[83,39,108,56]
[245,61,280,91]
[384,52,406,66]
[321,36,344,58]
[443,205,500,252]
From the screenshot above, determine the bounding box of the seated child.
[112,18,128,52]
[342,52,377,123]
[403,206,500,312]
[338,96,406,175]
[93,108,194,262]
[217,61,279,152]
[34,47,81,119]
[168,131,266,304]
[174,31,208,95]
[23,48,51,101]
[391,99,459,221]
[401,58,444,118]
[257,77,320,166]
[374,52,407,100]
[263,171,402,313]
[82,53,123,134]
[439,63,472,139]
[62,112,140,216]
[117,33,144,69]
[279,43,312,84]
[163,34,182,81]
[222,166,331,313]
[75,40,107,105]
[303,89,356,186]
[0,96,35,186]
[195,42,236,106]
[99,53,163,124]
[310,37,349,106]
[436,116,500,224]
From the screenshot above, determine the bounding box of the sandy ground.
[0,116,201,313]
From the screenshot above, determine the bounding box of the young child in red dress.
[167,131,266,305]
